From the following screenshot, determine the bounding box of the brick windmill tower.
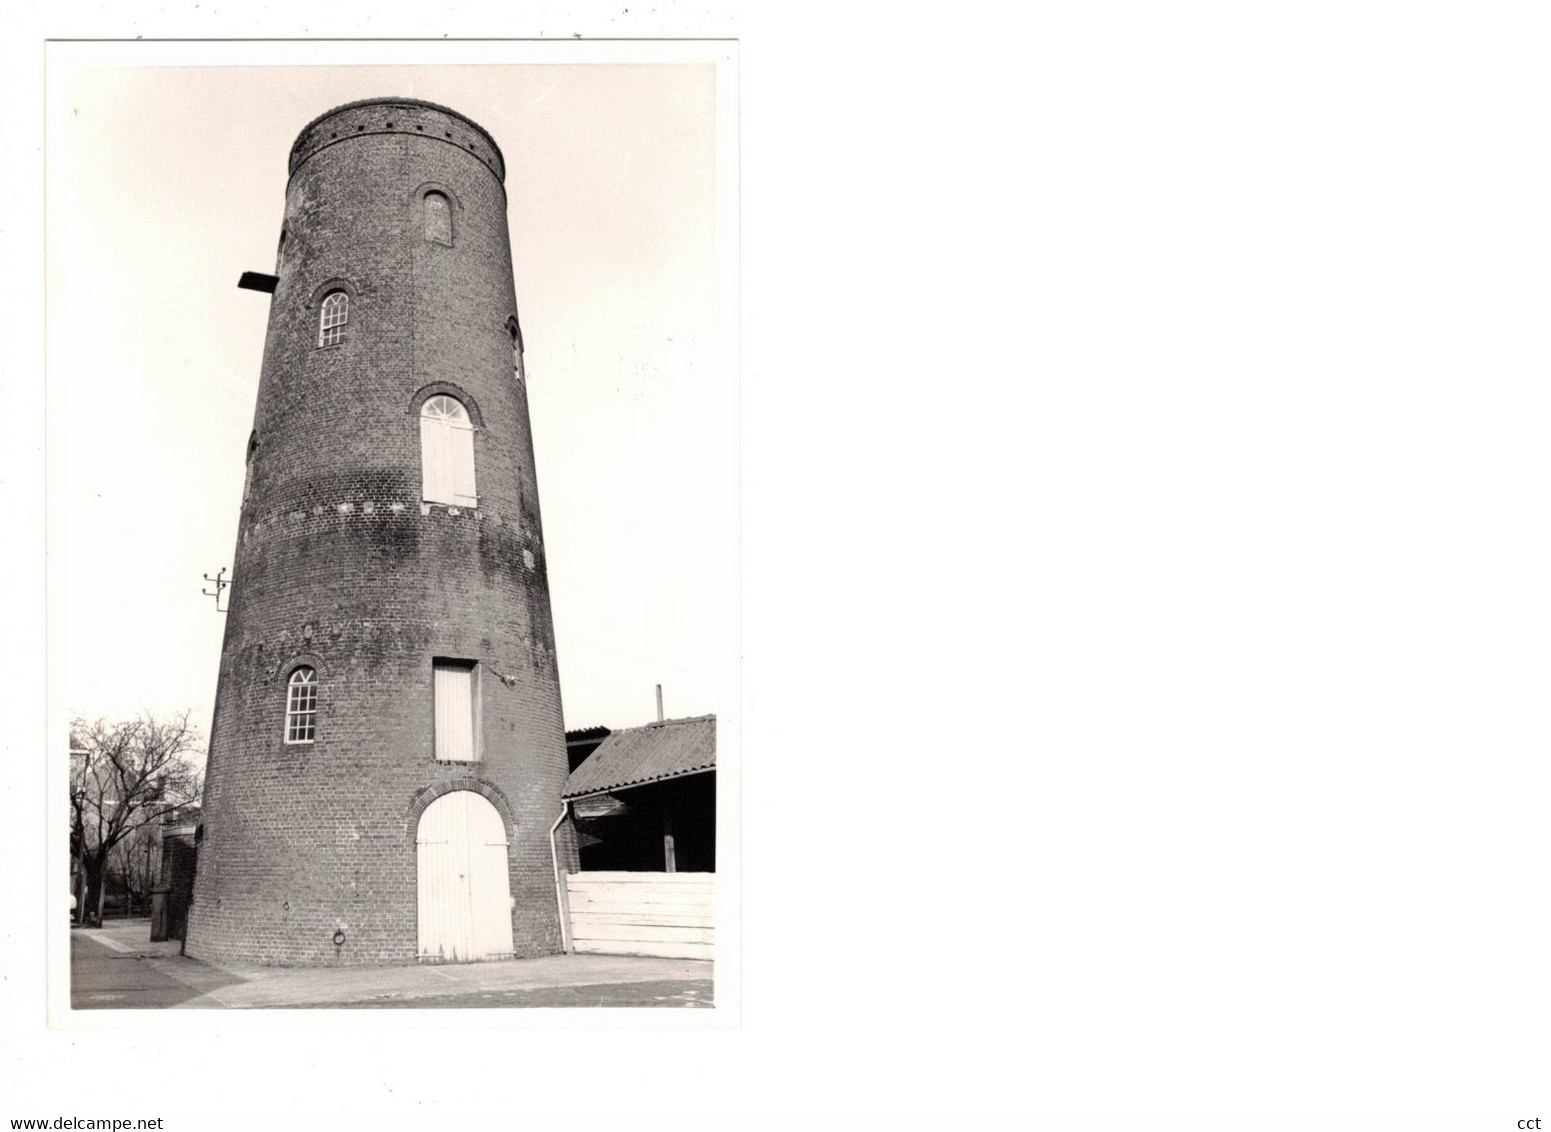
[185,98,577,965]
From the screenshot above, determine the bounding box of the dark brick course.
[186,99,578,967]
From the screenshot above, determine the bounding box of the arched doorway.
[415,790,515,962]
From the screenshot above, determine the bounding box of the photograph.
[14,4,1549,1126]
[46,43,739,1016]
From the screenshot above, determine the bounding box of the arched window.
[318,291,348,347]
[510,325,524,382]
[242,432,258,503]
[424,192,452,245]
[276,227,287,273]
[419,395,477,506]
[285,667,317,743]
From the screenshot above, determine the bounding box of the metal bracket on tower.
[482,662,520,689]
[202,568,232,613]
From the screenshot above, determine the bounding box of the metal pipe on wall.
[548,801,572,953]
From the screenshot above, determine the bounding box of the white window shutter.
[421,416,449,503]
[420,397,476,507]
[451,421,477,506]
[433,664,476,762]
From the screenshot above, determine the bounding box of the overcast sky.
[46,50,737,751]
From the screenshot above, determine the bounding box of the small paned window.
[424,192,452,245]
[319,291,349,347]
[285,667,317,743]
[419,394,477,507]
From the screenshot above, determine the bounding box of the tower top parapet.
[288,97,506,183]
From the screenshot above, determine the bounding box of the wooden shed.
[559,715,715,960]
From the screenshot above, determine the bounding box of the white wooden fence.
[563,871,714,960]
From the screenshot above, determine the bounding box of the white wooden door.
[416,791,514,962]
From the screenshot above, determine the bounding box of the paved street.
[308,980,713,1009]
[71,931,218,1009]
[71,920,713,1010]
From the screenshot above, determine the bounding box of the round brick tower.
[185,98,578,966]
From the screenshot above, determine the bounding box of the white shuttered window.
[420,395,477,506]
[433,661,478,762]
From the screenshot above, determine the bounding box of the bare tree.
[69,712,203,926]
[107,823,159,917]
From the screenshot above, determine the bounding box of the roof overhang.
[563,763,715,802]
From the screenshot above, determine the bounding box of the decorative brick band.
[238,501,533,555]
[289,98,506,183]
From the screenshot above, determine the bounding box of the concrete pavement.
[71,931,224,1009]
[72,919,713,1009]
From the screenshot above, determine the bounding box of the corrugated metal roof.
[562,714,716,799]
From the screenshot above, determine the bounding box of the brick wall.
[185,98,580,967]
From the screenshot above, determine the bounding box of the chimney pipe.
[656,684,664,723]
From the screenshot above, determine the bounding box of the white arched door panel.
[416,791,514,962]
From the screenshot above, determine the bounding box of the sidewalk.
[73,920,713,1009]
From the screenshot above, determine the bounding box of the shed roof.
[562,714,716,799]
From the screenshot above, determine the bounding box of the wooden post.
[556,870,573,953]
[664,816,676,873]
